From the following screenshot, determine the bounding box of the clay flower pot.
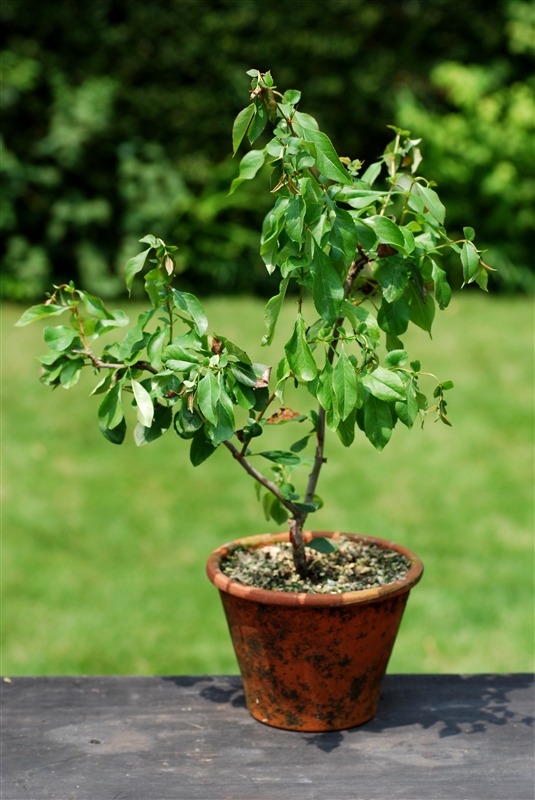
[206,531,423,732]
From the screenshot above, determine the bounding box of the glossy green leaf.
[300,127,352,185]
[431,260,452,309]
[131,378,154,428]
[463,226,475,241]
[99,416,126,445]
[197,371,220,425]
[134,405,172,446]
[232,104,255,154]
[259,450,301,465]
[290,436,310,453]
[395,384,418,429]
[333,349,358,421]
[336,407,356,447]
[417,184,446,224]
[285,196,306,244]
[385,349,408,367]
[208,389,235,444]
[375,256,409,303]
[78,290,114,320]
[43,325,77,352]
[125,248,151,294]
[15,304,68,326]
[284,316,317,382]
[98,382,124,430]
[229,361,258,387]
[365,216,406,250]
[170,289,208,336]
[311,242,343,325]
[59,357,84,388]
[262,277,289,346]
[233,382,256,410]
[377,297,411,336]
[146,327,168,369]
[361,368,405,402]
[190,428,217,466]
[229,149,266,195]
[407,281,435,334]
[461,241,480,285]
[248,102,267,144]
[363,392,393,451]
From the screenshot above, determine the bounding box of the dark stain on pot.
[350,675,369,703]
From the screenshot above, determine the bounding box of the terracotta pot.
[206,530,423,732]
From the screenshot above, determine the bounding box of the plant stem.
[288,250,369,575]
[223,439,302,518]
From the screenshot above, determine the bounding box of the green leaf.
[375,256,409,303]
[285,196,306,244]
[361,162,382,186]
[174,404,203,438]
[131,378,154,428]
[336,407,356,447]
[284,316,317,382]
[248,102,267,144]
[125,248,151,294]
[15,304,68,326]
[190,428,217,466]
[431,260,452,309]
[407,281,435,334]
[98,382,124,430]
[259,450,301,466]
[233,382,256,410]
[90,371,114,396]
[59,357,84,388]
[229,361,259,387]
[333,348,358,421]
[460,241,480,285]
[363,392,393,451]
[417,184,446,224]
[463,226,475,241]
[365,216,406,251]
[229,149,266,195]
[197,371,220,425]
[262,277,289,347]
[290,436,310,453]
[300,127,352,185]
[147,327,168,370]
[99,416,126,445]
[134,405,172,446]
[395,384,418,429]
[311,241,343,325]
[377,297,411,336]
[43,325,77,352]
[283,89,301,105]
[361,368,405,402]
[232,104,255,155]
[329,209,359,264]
[316,359,334,412]
[208,389,235,445]
[385,349,408,367]
[307,537,339,554]
[170,289,208,336]
[138,234,159,247]
[78,290,114,320]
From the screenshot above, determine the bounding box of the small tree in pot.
[17,70,491,730]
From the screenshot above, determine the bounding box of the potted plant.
[17,69,491,732]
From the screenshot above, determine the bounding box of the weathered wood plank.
[2,674,533,800]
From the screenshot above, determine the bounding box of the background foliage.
[1,0,533,300]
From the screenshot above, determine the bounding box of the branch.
[304,251,368,505]
[74,350,159,374]
[223,439,302,517]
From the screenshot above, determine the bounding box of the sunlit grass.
[2,293,533,675]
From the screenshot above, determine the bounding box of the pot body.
[206,531,423,732]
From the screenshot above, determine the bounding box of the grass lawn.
[2,293,533,675]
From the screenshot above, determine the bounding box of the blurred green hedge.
[1,0,533,299]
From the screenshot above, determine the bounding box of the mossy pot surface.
[206,531,423,731]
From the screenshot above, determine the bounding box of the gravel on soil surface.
[220,537,411,594]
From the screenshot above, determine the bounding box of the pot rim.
[206,531,423,607]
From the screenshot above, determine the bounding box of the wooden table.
[2,674,533,800]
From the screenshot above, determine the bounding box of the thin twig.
[223,440,301,517]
